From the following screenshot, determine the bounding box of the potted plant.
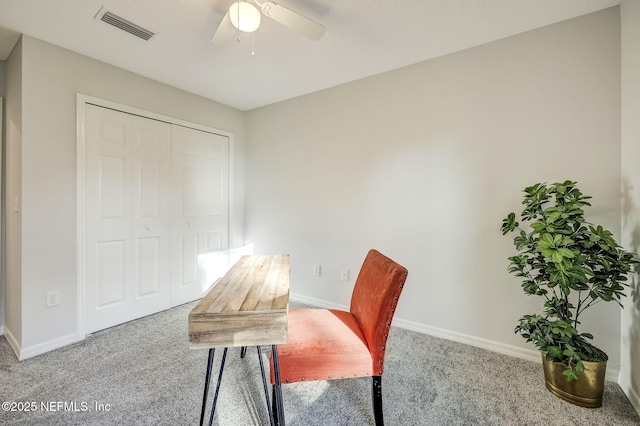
[500,180,637,407]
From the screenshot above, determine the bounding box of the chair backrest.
[349,249,408,376]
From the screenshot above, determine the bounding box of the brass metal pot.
[541,352,607,408]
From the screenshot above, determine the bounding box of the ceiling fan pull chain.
[236,2,241,42]
[252,32,256,56]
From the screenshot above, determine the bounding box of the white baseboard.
[619,375,640,416]
[3,326,21,358]
[392,316,540,361]
[21,333,78,360]
[290,293,620,382]
[0,324,4,335]
[393,317,621,382]
[2,327,78,361]
[290,292,349,310]
[19,333,79,360]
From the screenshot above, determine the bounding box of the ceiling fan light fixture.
[229,2,261,33]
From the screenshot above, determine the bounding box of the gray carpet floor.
[1,300,639,425]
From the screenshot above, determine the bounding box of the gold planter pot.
[541,353,607,408]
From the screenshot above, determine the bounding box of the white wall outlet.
[313,265,321,276]
[46,290,60,308]
[341,268,349,281]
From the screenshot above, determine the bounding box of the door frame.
[75,93,234,339]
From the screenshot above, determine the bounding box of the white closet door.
[171,125,230,305]
[85,105,172,333]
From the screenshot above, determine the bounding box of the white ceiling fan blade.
[260,1,325,41]
[210,11,237,45]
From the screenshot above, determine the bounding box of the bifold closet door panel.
[84,105,172,333]
[171,125,230,306]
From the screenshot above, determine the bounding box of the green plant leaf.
[562,368,579,381]
[501,212,519,235]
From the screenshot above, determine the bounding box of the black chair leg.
[372,375,384,426]
[240,346,247,358]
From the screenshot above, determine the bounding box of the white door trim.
[75,93,234,340]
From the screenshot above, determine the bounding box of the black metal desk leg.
[199,348,215,426]
[208,347,229,426]
[271,345,286,426]
[257,346,275,426]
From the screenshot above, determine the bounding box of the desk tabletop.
[188,254,290,348]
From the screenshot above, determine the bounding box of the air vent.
[98,10,155,41]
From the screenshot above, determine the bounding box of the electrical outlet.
[340,268,349,281]
[46,290,60,308]
[313,265,321,276]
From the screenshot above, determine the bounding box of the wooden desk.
[189,254,290,348]
[189,254,290,426]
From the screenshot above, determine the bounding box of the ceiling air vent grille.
[100,11,155,41]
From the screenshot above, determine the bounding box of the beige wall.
[620,0,640,413]
[5,35,245,354]
[246,8,624,374]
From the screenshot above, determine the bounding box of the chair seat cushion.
[270,309,374,384]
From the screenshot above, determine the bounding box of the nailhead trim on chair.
[284,372,375,382]
[373,278,407,375]
[276,264,408,388]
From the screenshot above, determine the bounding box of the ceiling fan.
[211,0,325,45]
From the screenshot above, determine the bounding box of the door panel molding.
[76,94,233,339]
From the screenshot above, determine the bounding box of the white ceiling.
[0,0,620,111]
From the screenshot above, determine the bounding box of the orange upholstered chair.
[270,249,408,426]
